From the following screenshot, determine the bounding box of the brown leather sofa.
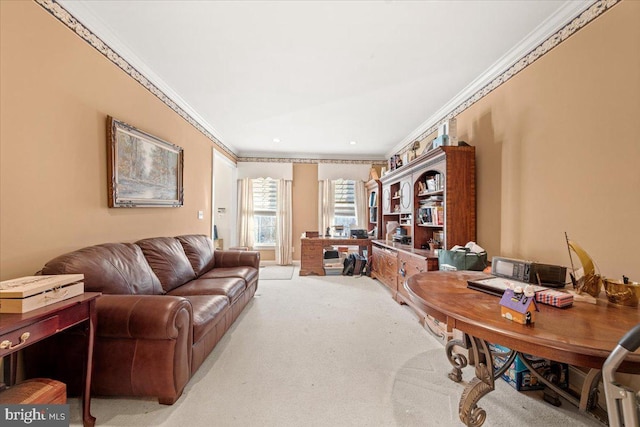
[37,234,259,405]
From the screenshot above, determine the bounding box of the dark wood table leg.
[83,299,97,427]
[2,353,18,386]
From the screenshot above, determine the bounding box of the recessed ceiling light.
[273,138,280,143]
[349,140,357,145]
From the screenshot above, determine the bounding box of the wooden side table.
[0,292,100,427]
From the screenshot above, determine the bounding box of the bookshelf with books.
[377,145,475,252]
[373,145,476,340]
[412,146,475,251]
[366,179,382,239]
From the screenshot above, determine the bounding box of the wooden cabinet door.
[382,250,398,294]
[397,252,428,299]
[372,245,397,295]
[370,247,381,277]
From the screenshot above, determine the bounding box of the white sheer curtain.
[237,178,254,248]
[275,179,292,265]
[318,179,335,236]
[354,180,367,229]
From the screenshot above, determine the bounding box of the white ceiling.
[58,0,591,160]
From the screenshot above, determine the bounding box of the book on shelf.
[417,205,444,226]
[368,191,377,207]
[435,206,444,225]
[422,174,444,193]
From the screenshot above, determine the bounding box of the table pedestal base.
[444,334,601,426]
[446,336,515,426]
[445,334,600,427]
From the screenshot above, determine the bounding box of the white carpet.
[68,268,602,426]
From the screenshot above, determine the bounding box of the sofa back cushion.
[176,235,216,277]
[136,237,196,292]
[41,243,163,295]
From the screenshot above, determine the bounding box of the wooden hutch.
[370,145,476,341]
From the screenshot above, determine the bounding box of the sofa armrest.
[96,294,192,340]
[214,250,260,269]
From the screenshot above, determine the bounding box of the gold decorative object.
[604,277,640,307]
[565,234,602,298]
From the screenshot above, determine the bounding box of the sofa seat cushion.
[183,295,229,344]
[198,266,259,284]
[167,278,246,303]
[136,237,196,293]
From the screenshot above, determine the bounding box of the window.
[252,178,277,246]
[333,179,356,228]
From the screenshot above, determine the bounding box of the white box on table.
[0,274,84,314]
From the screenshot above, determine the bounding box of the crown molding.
[386,0,616,158]
[41,0,237,159]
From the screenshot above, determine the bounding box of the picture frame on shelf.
[420,140,434,155]
[420,135,449,156]
[107,116,184,208]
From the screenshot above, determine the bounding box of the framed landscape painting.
[107,116,184,207]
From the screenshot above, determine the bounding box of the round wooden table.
[405,271,640,426]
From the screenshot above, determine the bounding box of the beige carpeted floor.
[68,267,602,426]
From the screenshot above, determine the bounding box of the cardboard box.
[490,343,568,391]
[490,343,546,371]
[0,275,84,313]
[501,361,569,391]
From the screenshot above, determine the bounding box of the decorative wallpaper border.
[34,0,237,161]
[399,0,619,155]
[36,0,618,164]
[238,157,387,166]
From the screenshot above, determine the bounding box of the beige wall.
[455,1,640,279]
[292,163,319,260]
[0,2,225,280]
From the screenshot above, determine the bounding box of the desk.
[405,271,640,426]
[0,293,100,427]
[300,237,372,276]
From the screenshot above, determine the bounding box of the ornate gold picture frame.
[107,116,184,207]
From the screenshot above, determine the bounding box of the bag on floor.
[352,254,367,276]
[342,254,355,276]
[343,254,367,276]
